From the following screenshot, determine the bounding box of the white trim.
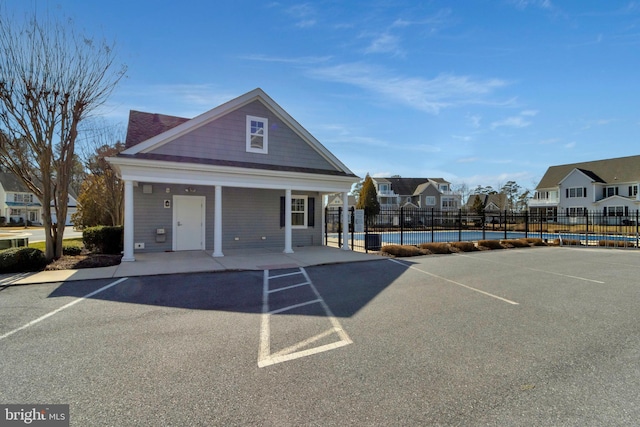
[246,115,268,154]
[119,88,355,176]
[291,195,308,229]
[108,157,358,193]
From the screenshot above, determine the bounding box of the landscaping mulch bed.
[45,254,122,270]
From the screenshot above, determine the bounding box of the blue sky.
[7,1,640,193]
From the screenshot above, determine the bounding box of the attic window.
[246,115,268,154]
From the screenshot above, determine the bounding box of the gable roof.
[125,111,189,149]
[120,88,355,177]
[536,155,640,189]
[380,178,450,196]
[465,193,508,210]
[0,172,30,192]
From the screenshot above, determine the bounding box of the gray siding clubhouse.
[108,88,358,261]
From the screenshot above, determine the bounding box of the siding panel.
[151,101,338,172]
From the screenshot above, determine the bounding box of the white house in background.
[372,177,461,211]
[0,172,42,224]
[107,88,359,261]
[0,172,77,225]
[530,155,640,221]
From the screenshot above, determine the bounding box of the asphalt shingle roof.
[536,155,640,189]
[124,110,189,149]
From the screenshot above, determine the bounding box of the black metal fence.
[325,207,640,252]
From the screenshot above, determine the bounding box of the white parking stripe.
[258,267,352,368]
[457,253,606,284]
[0,277,129,341]
[389,259,519,305]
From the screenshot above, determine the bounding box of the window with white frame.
[246,116,268,154]
[425,196,436,205]
[291,196,307,228]
[607,206,624,216]
[567,187,586,198]
[567,207,585,217]
[442,197,456,209]
[606,186,617,197]
[13,193,34,203]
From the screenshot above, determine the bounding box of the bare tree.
[0,11,126,260]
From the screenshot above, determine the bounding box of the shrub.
[598,240,634,248]
[83,225,124,254]
[501,239,530,248]
[478,240,504,250]
[0,247,47,273]
[63,245,83,256]
[525,238,546,246]
[557,238,581,246]
[418,242,452,254]
[381,245,425,257]
[449,241,477,252]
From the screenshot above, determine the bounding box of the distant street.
[1,226,82,243]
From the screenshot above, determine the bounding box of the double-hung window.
[567,187,585,198]
[291,196,307,228]
[246,116,268,154]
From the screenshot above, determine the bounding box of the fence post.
[458,209,462,242]
[364,209,369,254]
[400,206,404,246]
[504,209,508,239]
[337,206,342,249]
[482,209,486,240]
[431,208,435,243]
[585,209,589,245]
[324,207,328,246]
[350,206,355,250]
[525,211,529,239]
[540,210,544,240]
[636,210,639,249]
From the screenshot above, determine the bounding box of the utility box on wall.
[156,228,166,243]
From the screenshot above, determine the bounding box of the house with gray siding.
[372,177,461,211]
[108,88,358,261]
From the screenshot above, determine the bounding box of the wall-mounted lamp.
[185,187,196,193]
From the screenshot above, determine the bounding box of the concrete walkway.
[4,247,385,285]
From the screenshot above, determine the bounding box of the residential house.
[465,193,508,212]
[372,177,461,211]
[0,172,77,225]
[107,88,359,261]
[0,173,42,224]
[326,193,356,211]
[530,155,640,222]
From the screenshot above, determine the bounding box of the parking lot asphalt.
[1,246,640,426]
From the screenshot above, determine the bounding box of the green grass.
[29,238,83,252]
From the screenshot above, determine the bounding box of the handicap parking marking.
[389,259,520,305]
[258,267,352,368]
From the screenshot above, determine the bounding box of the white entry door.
[173,195,205,251]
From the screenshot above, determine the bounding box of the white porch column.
[122,180,135,262]
[342,191,350,250]
[284,189,294,253]
[213,185,224,257]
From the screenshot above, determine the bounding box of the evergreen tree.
[356,174,380,223]
[471,195,485,215]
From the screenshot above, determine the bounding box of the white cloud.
[491,116,532,129]
[239,54,332,64]
[491,109,537,129]
[309,62,509,114]
[364,32,403,56]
